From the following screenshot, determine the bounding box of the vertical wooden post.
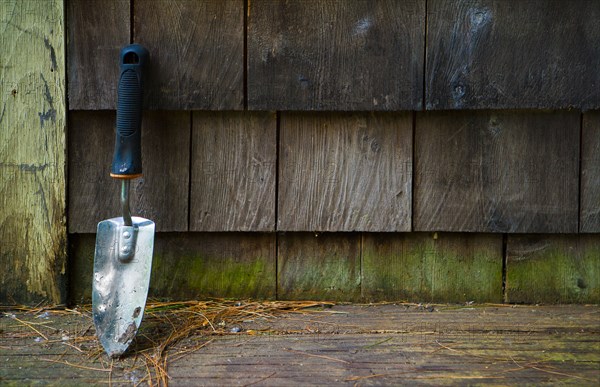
[0,0,66,304]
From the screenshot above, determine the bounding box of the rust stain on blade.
[118,322,137,344]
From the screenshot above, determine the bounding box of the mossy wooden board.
[150,233,276,300]
[70,232,596,304]
[362,233,503,303]
[277,233,361,301]
[0,0,67,304]
[507,235,600,304]
[68,233,276,303]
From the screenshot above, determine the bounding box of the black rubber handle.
[111,44,149,179]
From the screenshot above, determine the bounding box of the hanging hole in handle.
[123,52,139,64]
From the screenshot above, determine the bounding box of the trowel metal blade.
[92,216,155,358]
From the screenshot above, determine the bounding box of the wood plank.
[134,0,243,109]
[68,233,276,302]
[150,233,276,300]
[248,0,425,110]
[362,233,503,303]
[279,113,412,231]
[67,233,95,304]
[68,111,190,233]
[67,111,116,233]
[2,305,599,385]
[0,0,67,304]
[277,233,361,301]
[67,0,129,110]
[414,111,580,233]
[170,334,600,386]
[190,112,276,231]
[241,304,600,334]
[131,111,190,231]
[581,112,600,232]
[426,0,600,110]
[506,235,600,304]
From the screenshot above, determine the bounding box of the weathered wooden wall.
[582,112,600,233]
[190,112,276,231]
[248,0,425,110]
[3,0,598,305]
[426,0,600,110]
[507,235,599,303]
[1,0,67,304]
[64,0,599,305]
[278,113,412,231]
[414,111,580,233]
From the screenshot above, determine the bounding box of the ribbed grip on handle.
[111,44,149,179]
[117,69,142,136]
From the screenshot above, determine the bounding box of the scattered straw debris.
[5,302,594,386]
[131,299,334,383]
[1,299,334,386]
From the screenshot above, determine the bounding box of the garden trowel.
[92,44,154,358]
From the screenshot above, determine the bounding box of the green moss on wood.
[151,247,273,299]
[362,233,503,303]
[69,232,597,304]
[68,233,276,303]
[507,235,600,303]
[277,233,361,301]
[1,0,67,305]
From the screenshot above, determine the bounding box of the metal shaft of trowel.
[121,180,133,226]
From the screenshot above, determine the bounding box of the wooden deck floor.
[1,303,599,386]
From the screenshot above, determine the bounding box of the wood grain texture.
[279,113,412,231]
[66,233,95,304]
[414,111,580,233]
[0,0,67,304]
[68,111,190,232]
[150,233,276,299]
[3,306,600,385]
[190,112,276,231]
[68,111,117,233]
[68,233,276,302]
[135,0,243,109]
[581,112,600,232]
[248,0,425,110]
[507,235,600,304]
[362,233,503,303]
[278,233,361,301]
[67,0,130,110]
[426,0,600,110]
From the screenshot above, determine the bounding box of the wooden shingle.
[248,0,425,110]
[426,0,600,110]
[135,0,244,109]
[362,233,503,303]
[507,235,600,303]
[278,233,361,301]
[190,112,276,231]
[581,112,600,232]
[414,111,579,233]
[68,111,190,232]
[67,0,130,109]
[278,113,412,231]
